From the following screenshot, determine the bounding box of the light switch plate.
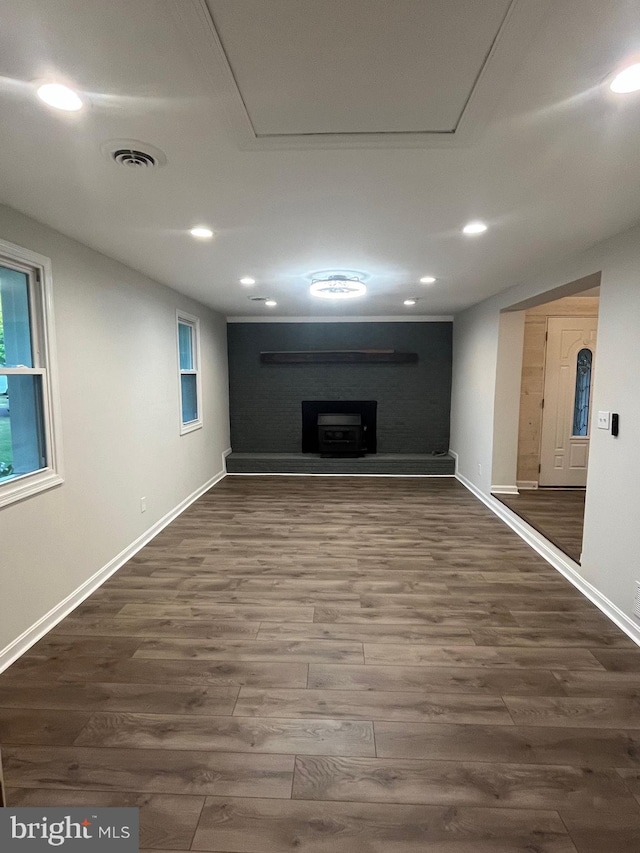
[597,411,611,430]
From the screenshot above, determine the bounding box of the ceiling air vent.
[112,149,157,168]
[101,139,167,169]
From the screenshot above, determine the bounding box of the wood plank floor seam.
[2,476,639,852]
[557,811,581,853]
[188,796,207,852]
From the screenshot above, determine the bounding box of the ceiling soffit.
[172,0,551,149]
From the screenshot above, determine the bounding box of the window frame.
[0,238,64,508]
[176,310,203,435]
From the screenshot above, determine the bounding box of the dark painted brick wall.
[227,322,452,453]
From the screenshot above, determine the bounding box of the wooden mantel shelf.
[260,350,418,364]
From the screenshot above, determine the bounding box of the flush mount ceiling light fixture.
[239,277,256,285]
[309,274,366,300]
[420,276,436,284]
[36,82,83,111]
[190,226,214,239]
[463,220,488,235]
[610,63,640,93]
[404,298,417,306]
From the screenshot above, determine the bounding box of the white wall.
[451,222,640,629]
[450,299,500,495]
[0,205,230,656]
[491,310,525,493]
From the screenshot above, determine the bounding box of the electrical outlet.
[597,411,611,430]
[140,497,147,513]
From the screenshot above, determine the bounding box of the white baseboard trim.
[0,461,228,675]
[491,484,519,495]
[226,472,455,478]
[517,480,539,490]
[455,469,640,648]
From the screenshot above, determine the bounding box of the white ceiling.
[0,0,639,318]
[205,0,512,136]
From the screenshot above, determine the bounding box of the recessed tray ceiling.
[206,0,513,137]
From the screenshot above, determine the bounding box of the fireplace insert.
[301,400,377,454]
[317,413,364,457]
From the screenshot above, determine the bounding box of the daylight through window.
[177,312,202,434]
[0,243,62,506]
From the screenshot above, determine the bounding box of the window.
[177,311,202,434]
[572,347,593,437]
[0,239,63,507]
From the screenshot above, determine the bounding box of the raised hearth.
[225,452,455,475]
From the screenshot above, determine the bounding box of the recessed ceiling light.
[190,226,213,239]
[419,276,436,284]
[610,63,640,93]
[404,299,417,306]
[240,277,256,286]
[36,82,83,111]
[463,221,488,235]
[265,299,277,307]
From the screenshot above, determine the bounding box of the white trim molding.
[490,484,519,495]
[455,468,640,648]
[177,309,203,436]
[227,472,455,478]
[0,462,228,674]
[0,238,64,508]
[226,315,454,324]
[516,480,539,490]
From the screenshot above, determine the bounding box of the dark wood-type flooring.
[497,488,586,563]
[1,476,639,852]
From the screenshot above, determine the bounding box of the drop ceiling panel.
[205,0,512,136]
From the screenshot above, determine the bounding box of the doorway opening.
[491,274,600,563]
